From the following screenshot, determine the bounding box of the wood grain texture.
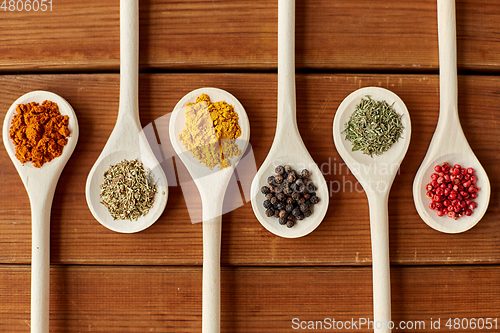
[0,0,499,71]
[0,265,498,332]
[0,73,498,266]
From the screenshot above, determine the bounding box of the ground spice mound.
[9,100,70,168]
[178,94,242,170]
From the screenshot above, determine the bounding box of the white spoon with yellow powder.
[169,87,250,333]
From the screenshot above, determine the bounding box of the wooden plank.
[0,265,498,332]
[0,73,499,266]
[0,1,499,71]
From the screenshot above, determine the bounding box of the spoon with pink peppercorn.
[413,0,490,233]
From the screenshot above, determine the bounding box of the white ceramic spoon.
[86,0,168,233]
[169,87,250,333]
[413,0,490,233]
[333,87,411,333]
[250,0,329,238]
[3,91,79,333]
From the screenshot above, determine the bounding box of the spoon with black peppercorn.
[3,90,79,333]
[169,87,250,333]
[333,86,411,333]
[413,0,490,233]
[86,0,168,233]
[250,0,329,238]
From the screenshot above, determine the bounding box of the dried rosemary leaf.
[343,95,404,157]
[100,159,157,221]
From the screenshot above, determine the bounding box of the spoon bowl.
[413,0,490,234]
[250,152,329,238]
[251,0,329,239]
[86,147,168,233]
[3,90,79,333]
[169,87,250,333]
[333,86,411,333]
[414,153,490,233]
[169,88,250,181]
[85,0,168,233]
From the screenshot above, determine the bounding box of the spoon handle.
[202,217,221,333]
[276,0,299,139]
[118,0,141,126]
[367,192,391,333]
[30,188,54,333]
[435,0,465,145]
[201,192,224,333]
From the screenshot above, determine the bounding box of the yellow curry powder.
[179,94,242,170]
[9,100,70,168]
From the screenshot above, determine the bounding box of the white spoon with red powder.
[3,90,79,333]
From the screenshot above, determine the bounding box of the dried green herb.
[100,159,157,221]
[343,95,404,157]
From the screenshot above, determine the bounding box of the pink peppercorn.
[426,162,479,219]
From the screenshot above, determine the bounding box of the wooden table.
[1,1,499,332]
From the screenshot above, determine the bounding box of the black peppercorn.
[274,185,283,194]
[286,197,294,204]
[273,209,280,218]
[309,196,319,204]
[301,169,310,178]
[275,175,283,184]
[287,173,296,183]
[303,193,310,200]
[297,197,306,205]
[284,165,292,174]
[295,178,304,187]
[267,176,275,185]
[261,186,270,194]
[296,214,304,221]
[299,203,309,212]
[276,202,285,210]
[269,185,276,193]
[303,210,312,217]
[283,186,292,196]
[277,193,285,201]
[275,165,285,175]
[263,200,272,209]
[285,203,294,212]
[279,210,287,219]
[291,192,301,201]
[292,207,301,217]
[286,220,295,228]
[279,217,287,225]
[306,181,316,192]
[265,209,274,217]
[265,193,274,200]
[299,185,306,193]
[270,197,278,205]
